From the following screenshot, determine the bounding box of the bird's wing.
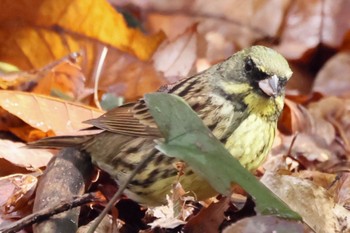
[84,75,208,138]
[84,100,161,137]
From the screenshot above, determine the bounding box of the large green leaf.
[145,93,301,220]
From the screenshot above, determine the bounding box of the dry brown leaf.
[0,90,104,136]
[261,172,350,233]
[147,14,196,41]
[278,98,315,135]
[0,173,38,214]
[321,0,350,48]
[334,173,350,210]
[126,0,288,39]
[0,139,53,169]
[308,96,350,155]
[153,24,198,82]
[97,57,166,102]
[183,197,229,233]
[129,0,289,62]
[313,52,350,96]
[278,97,337,147]
[222,215,307,233]
[275,0,350,59]
[297,170,337,190]
[276,0,322,61]
[267,133,332,173]
[148,195,186,229]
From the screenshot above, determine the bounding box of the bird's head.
[212,46,293,120]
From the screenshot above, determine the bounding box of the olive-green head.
[215,45,292,99]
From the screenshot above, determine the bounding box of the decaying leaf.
[153,24,198,81]
[148,195,187,229]
[261,172,350,233]
[313,52,350,97]
[334,173,350,211]
[0,139,53,169]
[0,90,104,136]
[0,173,38,214]
[222,215,308,233]
[184,197,229,233]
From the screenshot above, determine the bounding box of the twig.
[327,115,350,157]
[87,154,153,233]
[0,192,103,233]
[286,133,298,157]
[93,45,108,110]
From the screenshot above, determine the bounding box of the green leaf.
[145,93,301,220]
[100,93,124,111]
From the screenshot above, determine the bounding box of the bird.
[29,46,293,205]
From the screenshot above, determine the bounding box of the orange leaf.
[0,90,104,136]
[33,58,86,100]
[0,0,165,72]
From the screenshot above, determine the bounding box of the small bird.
[29,46,292,205]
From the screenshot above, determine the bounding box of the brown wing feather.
[84,101,161,137]
[84,75,208,138]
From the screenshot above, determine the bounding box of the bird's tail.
[27,135,93,149]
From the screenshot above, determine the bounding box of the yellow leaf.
[0,0,165,71]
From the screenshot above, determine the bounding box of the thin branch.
[0,192,103,233]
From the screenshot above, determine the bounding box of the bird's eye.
[245,59,253,72]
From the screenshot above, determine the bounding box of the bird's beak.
[258,75,279,97]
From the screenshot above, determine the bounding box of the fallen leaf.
[222,215,307,233]
[148,195,186,229]
[261,172,350,233]
[33,58,86,101]
[184,197,229,233]
[321,0,350,48]
[0,90,104,136]
[297,170,337,190]
[334,173,350,210]
[0,139,53,169]
[153,24,197,81]
[308,96,350,156]
[313,52,350,96]
[0,0,165,90]
[276,0,322,61]
[97,55,166,101]
[0,173,38,214]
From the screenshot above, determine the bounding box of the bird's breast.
[224,114,276,171]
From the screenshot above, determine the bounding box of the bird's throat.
[243,92,284,121]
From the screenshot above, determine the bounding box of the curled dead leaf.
[313,52,350,97]
[153,24,197,81]
[0,173,38,214]
[222,215,307,233]
[0,139,53,169]
[261,172,350,233]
